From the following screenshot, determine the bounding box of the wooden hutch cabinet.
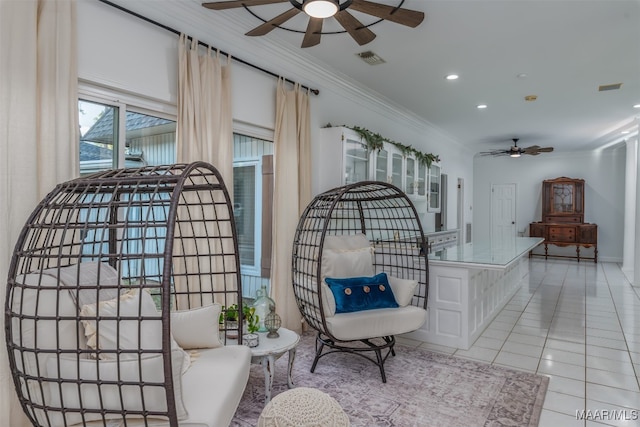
[529,177,598,262]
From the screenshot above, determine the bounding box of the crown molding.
[106,0,463,149]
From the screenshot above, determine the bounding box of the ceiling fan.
[201,0,425,48]
[480,139,554,158]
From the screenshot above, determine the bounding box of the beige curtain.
[271,78,311,333]
[176,34,235,308]
[0,0,78,425]
[177,33,233,183]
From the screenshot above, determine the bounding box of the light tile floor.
[398,259,640,427]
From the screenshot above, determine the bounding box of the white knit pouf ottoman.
[257,387,350,427]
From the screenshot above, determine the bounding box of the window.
[234,162,258,269]
[233,132,273,298]
[79,97,176,174]
[78,88,177,284]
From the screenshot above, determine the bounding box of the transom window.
[79,98,176,174]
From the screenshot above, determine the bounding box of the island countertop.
[427,237,544,270]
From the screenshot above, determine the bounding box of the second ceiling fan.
[480,139,554,158]
[201,0,425,48]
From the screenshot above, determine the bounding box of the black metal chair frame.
[5,162,244,427]
[292,181,429,382]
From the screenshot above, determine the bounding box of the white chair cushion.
[321,281,337,317]
[46,348,188,427]
[80,286,191,379]
[325,305,427,341]
[178,345,251,427]
[321,246,374,279]
[10,273,80,427]
[79,345,253,427]
[171,304,223,349]
[387,275,418,307]
[42,261,121,306]
[324,233,371,251]
[322,233,374,279]
[80,288,162,359]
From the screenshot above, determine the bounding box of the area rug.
[231,332,548,426]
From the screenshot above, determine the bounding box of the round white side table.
[249,327,300,404]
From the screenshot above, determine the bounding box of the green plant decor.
[220,304,239,323]
[219,304,260,333]
[324,124,440,168]
[244,306,260,334]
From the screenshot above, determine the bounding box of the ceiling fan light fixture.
[303,0,339,18]
[510,152,521,158]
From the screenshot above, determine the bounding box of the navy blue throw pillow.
[325,273,399,314]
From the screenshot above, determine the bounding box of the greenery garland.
[325,124,440,168]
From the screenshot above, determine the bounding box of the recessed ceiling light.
[634,104,640,109]
[517,73,528,79]
[621,130,630,134]
[477,104,487,109]
[445,74,459,80]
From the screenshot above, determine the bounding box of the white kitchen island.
[403,237,543,350]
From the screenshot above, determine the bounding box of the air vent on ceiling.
[599,83,622,91]
[356,51,386,65]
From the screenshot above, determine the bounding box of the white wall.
[77,0,475,234]
[473,147,626,262]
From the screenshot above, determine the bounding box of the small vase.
[243,333,259,348]
[225,319,239,339]
[252,285,275,333]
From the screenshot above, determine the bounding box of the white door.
[491,183,517,244]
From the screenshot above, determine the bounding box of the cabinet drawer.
[549,226,576,242]
[544,215,581,223]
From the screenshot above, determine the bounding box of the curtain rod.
[97,0,320,95]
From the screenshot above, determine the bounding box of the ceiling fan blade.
[301,17,323,48]
[245,7,301,36]
[334,10,376,46]
[350,0,425,27]
[479,150,509,156]
[523,145,554,155]
[203,0,287,10]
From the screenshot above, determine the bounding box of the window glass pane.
[79,100,176,173]
[125,111,176,167]
[375,149,388,182]
[417,162,426,196]
[233,133,273,299]
[392,153,403,188]
[79,100,117,175]
[234,165,256,266]
[345,141,368,184]
[406,158,415,193]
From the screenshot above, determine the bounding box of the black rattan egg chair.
[5,162,245,427]
[292,181,429,382]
